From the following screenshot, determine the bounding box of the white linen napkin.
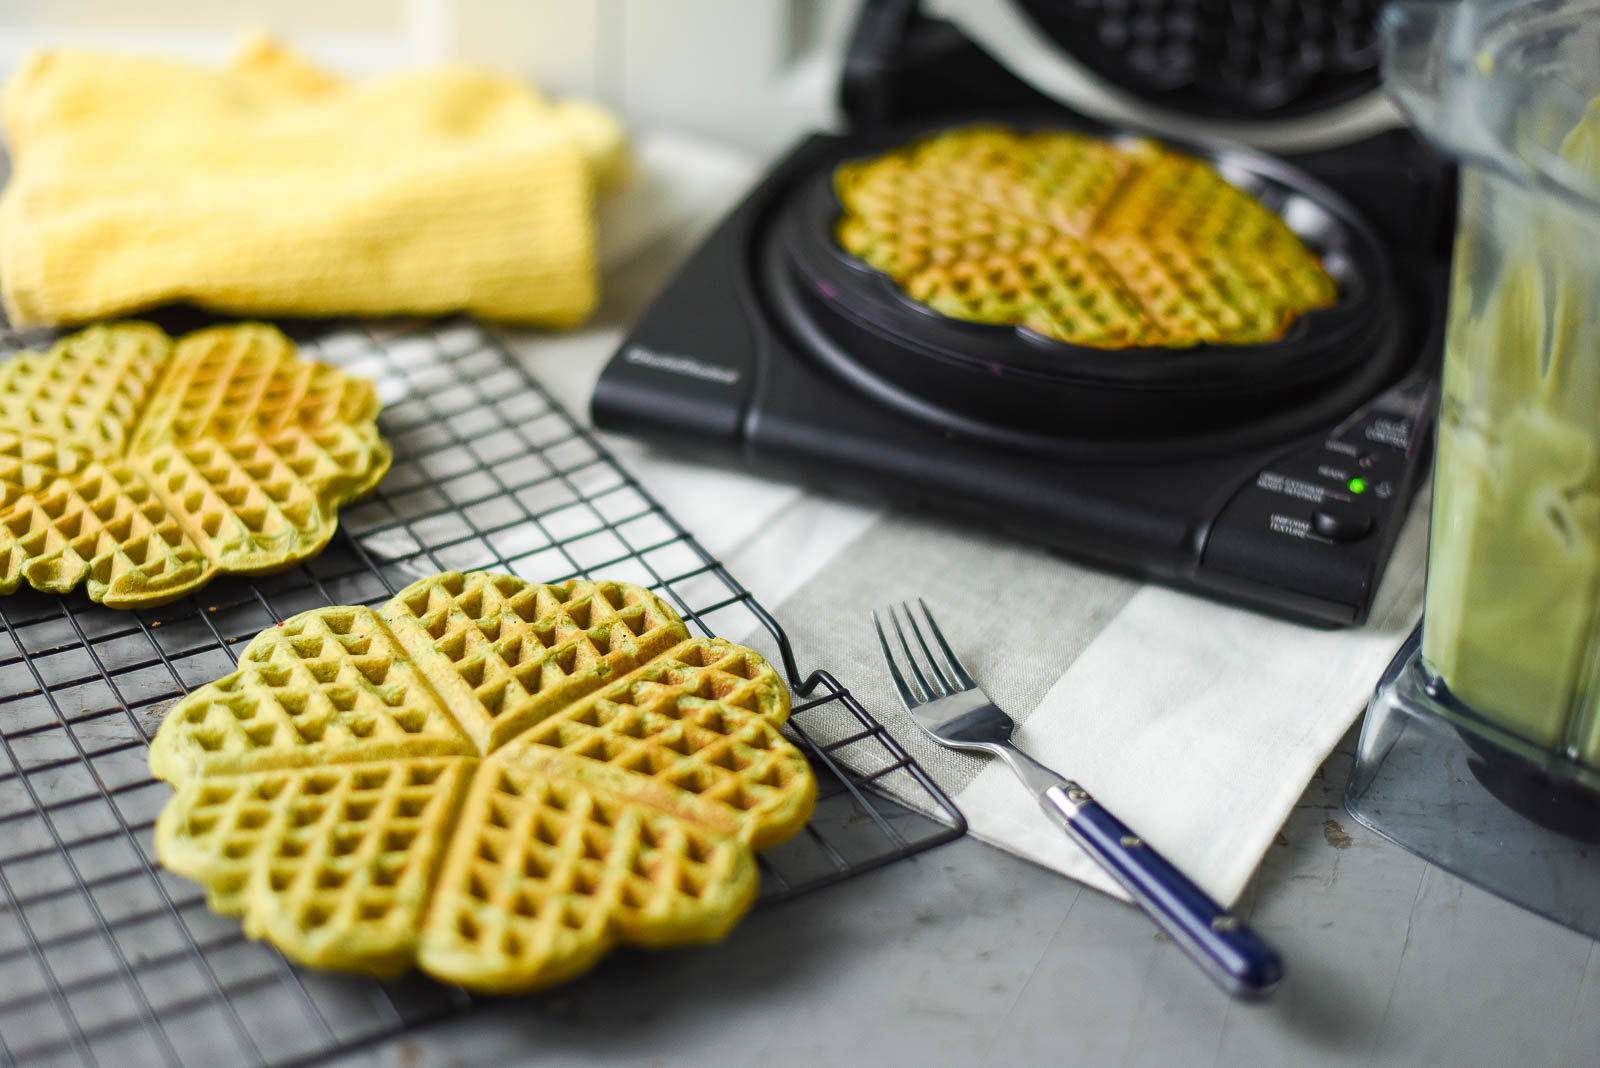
[950,510,1426,903]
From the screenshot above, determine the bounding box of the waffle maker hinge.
[841,0,1054,131]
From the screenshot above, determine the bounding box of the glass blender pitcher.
[1346,0,1600,936]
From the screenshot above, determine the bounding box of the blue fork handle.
[1041,784,1284,999]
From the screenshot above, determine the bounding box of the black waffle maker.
[592,0,1451,626]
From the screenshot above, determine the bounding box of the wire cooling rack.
[0,314,965,1068]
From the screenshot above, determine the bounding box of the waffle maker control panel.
[1197,371,1434,621]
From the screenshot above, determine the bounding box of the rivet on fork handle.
[1039,784,1284,1000]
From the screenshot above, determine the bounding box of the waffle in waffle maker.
[594,0,1452,626]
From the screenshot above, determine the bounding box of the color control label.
[1365,417,1411,450]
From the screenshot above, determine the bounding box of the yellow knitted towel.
[0,37,627,328]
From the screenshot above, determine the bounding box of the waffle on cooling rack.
[834,125,1339,349]
[149,572,817,992]
[0,322,390,607]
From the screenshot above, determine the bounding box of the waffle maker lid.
[1008,0,1383,120]
[842,0,1387,130]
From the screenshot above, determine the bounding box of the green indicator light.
[1349,478,1367,494]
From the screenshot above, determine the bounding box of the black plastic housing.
[591,2,1450,626]
[774,117,1401,449]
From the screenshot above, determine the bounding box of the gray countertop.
[328,196,1600,1068]
[337,725,1600,1068]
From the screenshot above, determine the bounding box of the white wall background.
[0,0,1396,154]
[0,0,862,152]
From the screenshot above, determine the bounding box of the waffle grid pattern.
[0,317,963,1067]
[0,323,390,607]
[149,573,819,990]
[834,126,1339,349]
[1016,0,1381,117]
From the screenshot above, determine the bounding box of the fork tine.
[917,598,977,689]
[872,610,923,709]
[890,605,944,698]
[903,601,956,694]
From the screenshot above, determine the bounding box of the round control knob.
[1312,503,1372,542]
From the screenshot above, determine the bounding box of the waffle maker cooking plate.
[593,0,1450,626]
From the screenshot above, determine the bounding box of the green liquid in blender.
[1422,101,1600,768]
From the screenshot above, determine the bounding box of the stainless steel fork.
[873,600,1284,1000]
